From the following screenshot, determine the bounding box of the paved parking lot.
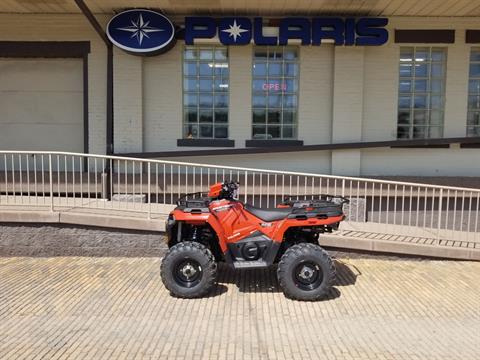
[1,255,480,359]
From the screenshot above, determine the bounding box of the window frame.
[467,47,480,137]
[182,45,230,140]
[396,46,447,140]
[251,46,300,140]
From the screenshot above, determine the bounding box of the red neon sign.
[262,83,287,91]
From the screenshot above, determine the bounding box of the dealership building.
[2,1,480,177]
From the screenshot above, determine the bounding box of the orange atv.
[160,181,348,301]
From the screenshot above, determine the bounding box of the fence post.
[49,154,54,212]
[102,159,112,201]
[147,162,151,220]
[437,188,443,246]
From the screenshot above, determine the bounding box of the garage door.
[0,58,83,152]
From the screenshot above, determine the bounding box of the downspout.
[74,0,113,199]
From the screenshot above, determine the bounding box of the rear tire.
[277,243,335,301]
[161,241,217,298]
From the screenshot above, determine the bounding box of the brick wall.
[143,45,183,152]
[2,14,480,176]
[114,48,143,153]
[0,224,166,257]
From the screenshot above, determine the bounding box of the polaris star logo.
[106,9,176,55]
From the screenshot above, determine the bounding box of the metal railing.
[1,150,480,244]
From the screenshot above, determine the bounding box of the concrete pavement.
[1,255,479,359]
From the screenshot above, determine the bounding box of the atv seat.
[244,204,292,222]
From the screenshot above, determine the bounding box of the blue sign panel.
[106,9,175,55]
[185,17,389,46]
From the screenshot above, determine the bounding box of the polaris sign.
[107,10,389,56]
[106,9,176,55]
[185,17,389,46]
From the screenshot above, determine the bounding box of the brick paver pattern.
[0,256,479,359]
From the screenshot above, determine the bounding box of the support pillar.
[331,47,365,176]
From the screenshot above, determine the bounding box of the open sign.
[263,83,287,91]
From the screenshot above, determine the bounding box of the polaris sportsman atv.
[161,181,348,301]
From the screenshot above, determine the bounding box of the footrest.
[232,260,268,269]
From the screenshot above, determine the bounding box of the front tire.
[161,241,217,298]
[277,243,335,301]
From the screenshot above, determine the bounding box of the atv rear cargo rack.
[280,195,349,208]
[279,195,348,220]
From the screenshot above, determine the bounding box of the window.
[397,47,446,139]
[183,47,229,139]
[252,46,299,140]
[467,48,480,137]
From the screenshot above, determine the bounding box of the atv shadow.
[204,283,229,298]
[333,259,361,287]
[215,259,360,301]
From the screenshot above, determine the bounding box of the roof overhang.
[2,0,480,17]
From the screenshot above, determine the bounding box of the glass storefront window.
[467,48,480,137]
[252,46,299,140]
[183,46,229,139]
[397,47,446,139]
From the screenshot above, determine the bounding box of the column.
[113,48,143,153]
[331,46,365,176]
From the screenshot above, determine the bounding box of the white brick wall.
[331,47,365,175]
[113,48,143,153]
[143,45,182,152]
[170,151,331,174]
[362,42,398,141]
[332,47,365,143]
[298,45,334,145]
[2,14,480,176]
[361,147,480,176]
[229,45,252,145]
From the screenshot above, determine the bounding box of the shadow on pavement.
[213,259,360,301]
[333,259,362,287]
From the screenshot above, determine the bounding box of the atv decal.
[212,204,233,212]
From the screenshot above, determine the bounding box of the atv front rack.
[177,192,211,208]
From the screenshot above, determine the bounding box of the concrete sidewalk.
[0,256,479,359]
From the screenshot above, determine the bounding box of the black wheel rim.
[173,258,203,288]
[293,260,324,291]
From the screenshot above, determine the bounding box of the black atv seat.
[244,204,292,222]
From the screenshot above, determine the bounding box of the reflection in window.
[397,47,446,139]
[467,48,480,137]
[252,46,299,140]
[183,47,229,139]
